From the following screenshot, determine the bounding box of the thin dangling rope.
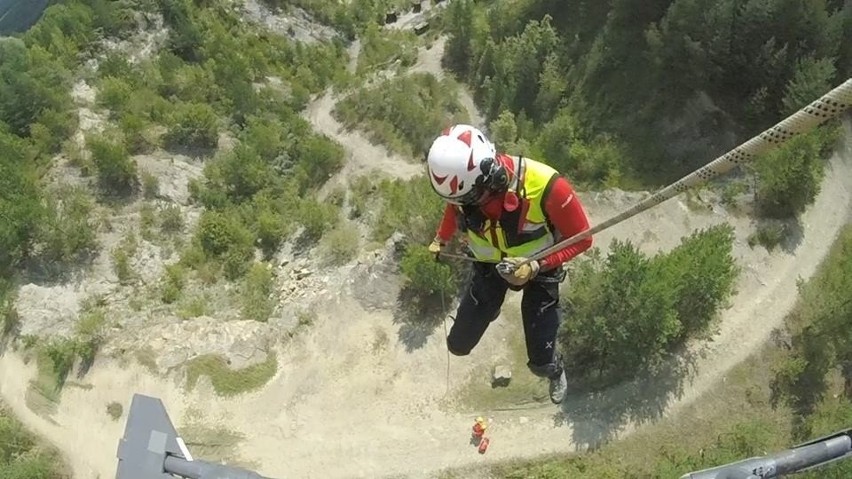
[441,288,450,396]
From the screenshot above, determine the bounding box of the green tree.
[771,226,852,436]
[442,0,477,75]
[0,38,74,144]
[204,144,275,204]
[560,225,738,385]
[657,224,739,340]
[754,129,826,219]
[0,127,42,271]
[781,56,837,116]
[293,133,345,190]
[560,241,680,384]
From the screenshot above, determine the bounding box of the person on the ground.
[425,124,593,404]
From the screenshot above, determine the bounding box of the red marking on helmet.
[467,152,476,171]
[457,130,472,147]
[449,175,459,194]
[431,172,448,185]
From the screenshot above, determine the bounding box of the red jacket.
[435,155,593,270]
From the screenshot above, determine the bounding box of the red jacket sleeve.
[435,203,457,243]
[539,177,593,270]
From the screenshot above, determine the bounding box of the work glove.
[497,257,540,287]
[428,237,445,260]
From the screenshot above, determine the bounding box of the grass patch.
[159,203,184,234]
[177,293,210,320]
[356,23,419,75]
[160,263,186,304]
[141,171,159,199]
[111,229,138,284]
[371,327,389,353]
[0,400,66,478]
[25,339,78,416]
[453,310,549,411]
[320,221,359,265]
[185,353,277,397]
[441,341,793,479]
[179,424,247,467]
[135,347,159,374]
[240,262,275,322]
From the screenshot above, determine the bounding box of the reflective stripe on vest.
[461,157,560,262]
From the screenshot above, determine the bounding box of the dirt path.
[3,24,851,479]
[303,35,483,200]
[410,36,484,127]
[303,90,424,199]
[2,127,849,479]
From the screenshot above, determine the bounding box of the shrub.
[141,171,159,199]
[139,202,156,240]
[241,262,275,322]
[159,204,184,234]
[321,222,359,265]
[193,210,255,280]
[333,73,470,157]
[372,176,444,244]
[98,76,133,112]
[111,245,132,284]
[36,185,98,265]
[399,247,456,299]
[559,226,739,386]
[293,133,345,189]
[119,113,156,154]
[196,210,253,257]
[163,102,219,150]
[298,199,339,241]
[106,401,123,420]
[754,129,829,219]
[161,263,186,304]
[658,224,739,340]
[560,242,681,384]
[87,134,138,195]
[748,222,786,251]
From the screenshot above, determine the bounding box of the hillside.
[0,1,851,479]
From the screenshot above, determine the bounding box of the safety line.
[517,78,852,267]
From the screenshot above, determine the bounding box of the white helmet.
[426,124,500,205]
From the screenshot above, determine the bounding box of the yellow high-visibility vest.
[458,156,560,262]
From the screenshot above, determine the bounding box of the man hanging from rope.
[425,124,593,404]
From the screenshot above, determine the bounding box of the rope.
[441,288,450,396]
[503,78,852,270]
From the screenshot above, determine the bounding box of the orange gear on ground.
[472,417,488,437]
[478,437,490,454]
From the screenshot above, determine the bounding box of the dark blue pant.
[447,261,564,379]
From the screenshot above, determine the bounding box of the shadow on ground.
[552,349,700,451]
[391,253,472,352]
[392,286,456,352]
[750,216,804,255]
